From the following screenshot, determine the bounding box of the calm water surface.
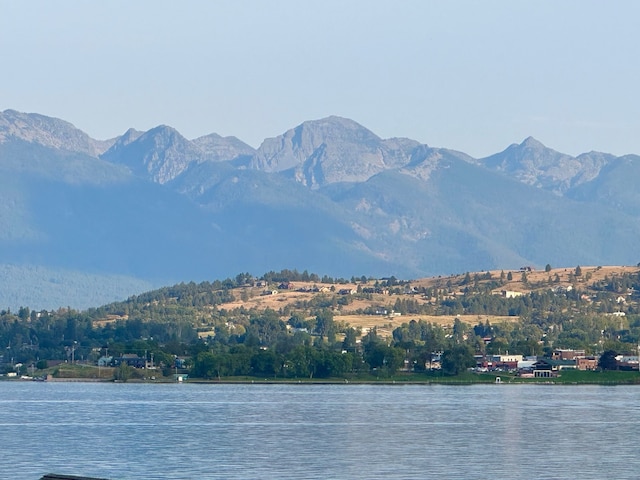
[0,382,638,479]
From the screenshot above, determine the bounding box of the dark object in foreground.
[41,475,111,480]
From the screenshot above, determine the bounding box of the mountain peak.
[0,109,109,156]
[121,127,144,143]
[192,133,255,161]
[3,109,640,311]
[480,136,616,194]
[101,125,256,184]
[249,116,417,186]
[101,125,202,184]
[298,116,381,143]
[147,124,180,135]
[519,136,546,149]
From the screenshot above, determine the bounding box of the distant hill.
[1,109,640,309]
[90,265,640,339]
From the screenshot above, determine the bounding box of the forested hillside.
[2,265,639,380]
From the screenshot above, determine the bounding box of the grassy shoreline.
[11,365,640,385]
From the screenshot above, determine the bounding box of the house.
[551,349,586,361]
[517,359,537,370]
[575,357,598,371]
[403,286,419,294]
[338,288,356,295]
[112,354,145,368]
[362,287,389,295]
[490,354,523,370]
[533,358,576,373]
[427,352,443,370]
[501,290,523,298]
[552,285,573,293]
[616,355,639,370]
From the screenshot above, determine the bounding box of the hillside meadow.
[189,265,639,339]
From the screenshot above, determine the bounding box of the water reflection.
[1,383,639,479]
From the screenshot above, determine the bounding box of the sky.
[1,1,639,157]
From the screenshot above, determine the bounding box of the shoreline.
[6,374,640,386]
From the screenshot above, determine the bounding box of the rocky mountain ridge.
[2,109,624,195]
[0,109,115,157]
[1,109,639,310]
[479,136,616,195]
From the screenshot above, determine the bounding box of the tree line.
[1,268,640,378]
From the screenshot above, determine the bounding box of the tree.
[288,345,317,378]
[342,328,358,352]
[251,349,278,376]
[507,271,513,281]
[18,307,29,321]
[598,350,618,370]
[486,338,509,355]
[364,342,405,376]
[575,265,582,277]
[441,345,475,376]
[545,264,552,273]
[192,351,232,379]
[240,288,249,302]
[246,310,286,346]
[314,310,334,341]
[452,318,468,344]
[384,346,406,375]
[364,342,386,370]
[114,363,132,382]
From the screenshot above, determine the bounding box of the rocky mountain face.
[100,126,255,184]
[0,109,114,156]
[250,116,420,188]
[479,137,616,195]
[192,132,255,162]
[1,109,639,309]
[566,154,640,216]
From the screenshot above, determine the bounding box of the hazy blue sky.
[2,1,639,157]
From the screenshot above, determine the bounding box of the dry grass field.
[214,265,639,337]
[100,265,640,339]
[412,265,640,293]
[333,314,520,338]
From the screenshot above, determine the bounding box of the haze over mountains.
[1,109,639,309]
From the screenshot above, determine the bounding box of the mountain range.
[1,108,639,310]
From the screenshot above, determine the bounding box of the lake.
[0,381,638,479]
